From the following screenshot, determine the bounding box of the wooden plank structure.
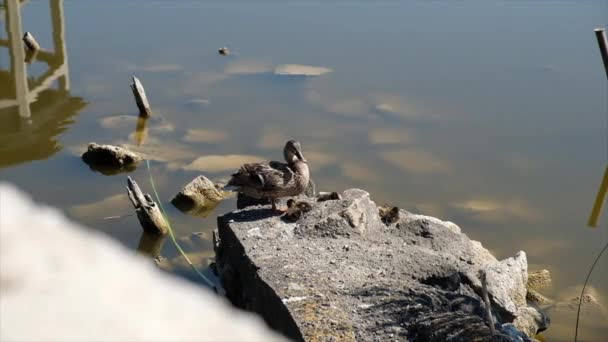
[0,0,71,118]
[0,0,86,169]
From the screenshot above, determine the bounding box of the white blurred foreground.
[0,184,286,342]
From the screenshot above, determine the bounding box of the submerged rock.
[553,293,607,314]
[215,188,543,341]
[527,289,554,306]
[81,142,142,174]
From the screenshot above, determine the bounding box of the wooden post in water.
[126,176,168,235]
[594,28,608,79]
[22,32,40,51]
[588,28,608,227]
[130,76,152,117]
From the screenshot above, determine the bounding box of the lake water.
[1,0,607,340]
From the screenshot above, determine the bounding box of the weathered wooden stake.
[22,32,40,51]
[127,176,168,235]
[480,270,496,335]
[594,27,608,79]
[130,76,152,117]
[588,28,608,227]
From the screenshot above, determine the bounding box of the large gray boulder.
[215,188,544,341]
[0,184,285,342]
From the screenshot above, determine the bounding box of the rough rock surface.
[216,188,544,341]
[463,252,528,321]
[171,175,224,216]
[0,184,285,342]
[81,142,142,174]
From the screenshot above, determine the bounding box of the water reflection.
[136,231,166,259]
[133,117,148,146]
[0,0,86,168]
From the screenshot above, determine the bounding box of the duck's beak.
[296,151,307,163]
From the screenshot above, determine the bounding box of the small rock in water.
[554,293,606,314]
[218,47,230,56]
[81,143,142,175]
[527,269,552,290]
[171,176,224,217]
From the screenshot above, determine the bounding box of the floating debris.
[218,47,230,56]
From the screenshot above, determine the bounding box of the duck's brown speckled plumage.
[226,140,310,208]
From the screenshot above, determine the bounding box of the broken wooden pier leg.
[130,76,152,117]
[127,176,168,235]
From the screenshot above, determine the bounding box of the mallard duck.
[225,140,310,211]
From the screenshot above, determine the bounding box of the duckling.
[284,199,303,222]
[224,140,310,212]
[317,191,341,202]
[379,205,400,225]
[295,200,313,213]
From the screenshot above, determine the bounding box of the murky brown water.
[1,0,607,340]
